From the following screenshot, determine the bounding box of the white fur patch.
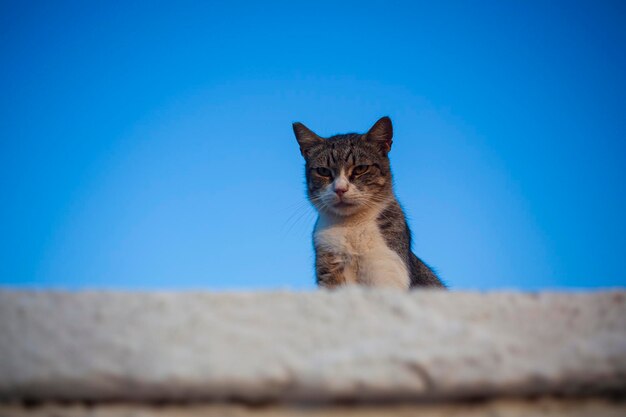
[332,170,349,192]
[314,211,410,289]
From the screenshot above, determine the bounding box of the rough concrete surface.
[0,288,625,405]
[1,398,625,417]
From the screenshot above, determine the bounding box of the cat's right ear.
[293,122,323,158]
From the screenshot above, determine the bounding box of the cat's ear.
[293,122,323,157]
[365,116,393,153]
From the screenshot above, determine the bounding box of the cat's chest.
[314,216,409,289]
[314,219,381,255]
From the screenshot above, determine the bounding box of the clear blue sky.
[1,1,625,290]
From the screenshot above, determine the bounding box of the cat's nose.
[334,186,348,197]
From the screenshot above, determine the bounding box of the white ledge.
[0,288,625,403]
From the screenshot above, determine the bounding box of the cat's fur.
[293,116,445,290]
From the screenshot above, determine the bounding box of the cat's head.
[293,116,394,217]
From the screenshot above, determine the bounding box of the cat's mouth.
[334,200,356,208]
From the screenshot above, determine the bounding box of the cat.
[293,116,445,290]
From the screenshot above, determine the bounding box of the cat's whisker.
[282,204,316,234]
[282,194,334,236]
[282,214,310,234]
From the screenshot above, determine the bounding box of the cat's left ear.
[365,116,393,153]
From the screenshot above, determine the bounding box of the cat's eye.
[315,167,332,177]
[352,165,369,176]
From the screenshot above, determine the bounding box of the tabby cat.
[293,116,445,289]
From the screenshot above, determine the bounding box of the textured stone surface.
[1,398,625,417]
[0,288,625,403]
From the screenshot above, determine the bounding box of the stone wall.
[1,288,625,415]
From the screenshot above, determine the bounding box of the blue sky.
[1,1,625,290]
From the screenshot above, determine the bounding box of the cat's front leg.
[315,248,346,288]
